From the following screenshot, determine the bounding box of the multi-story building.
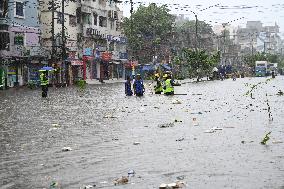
[40,0,127,84]
[0,0,45,89]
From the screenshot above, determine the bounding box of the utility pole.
[61,0,69,85]
[195,14,198,52]
[49,0,56,67]
[130,0,133,59]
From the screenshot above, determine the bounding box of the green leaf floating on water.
[261,131,271,145]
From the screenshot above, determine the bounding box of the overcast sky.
[119,0,284,35]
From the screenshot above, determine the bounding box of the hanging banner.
[101,52,112,61]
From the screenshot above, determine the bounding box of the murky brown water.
[1,77,284,189]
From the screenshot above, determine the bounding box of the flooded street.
[1,77,284,189]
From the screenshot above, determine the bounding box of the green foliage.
[122,3,174,63]
[261,131,271,145]
[243,52,281,68]
[27,81,37,89]
[76,79,86,92]
[278,58,284,69]
[178,48,220,77]
[174,20,215,52]
[244,78,272,98]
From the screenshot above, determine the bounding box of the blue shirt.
[134,79,144,95]
[125,81,133,96]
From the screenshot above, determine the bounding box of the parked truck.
[255,61,268,77]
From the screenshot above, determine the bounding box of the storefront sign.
[107,35,127,44]
[71,60,83,66]
[8,66,16,75]
[125,60,138,68]
[83,56,94,61]
[83,48,93,56]
[101,52,112,61]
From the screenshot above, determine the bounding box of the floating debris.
[128,170,136,177]
[51,123,60,128]
[49,128,58,132]
[159,181,185,189]
[190,112,203,115]
[176,138,184,142]
[174,119,182,123]
[50,181,58,188]
[192,117,199,126]
[277,90,284,96]
[158,122,174,128]
[114,176,128,185]
[103,115,118,118]
[133,142,141,145]
[211,127,223,131]
[172,100,182,104]
[261,131,271,145]
[62,147,72,152]
[204,129,215,133]
[83,184,96,189]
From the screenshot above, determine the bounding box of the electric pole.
[130,0,133,59]
[195,14,198,52]
[49,0,56,67]
[61,0,69,85]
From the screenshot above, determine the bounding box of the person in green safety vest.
[40,71,48,97]
[154,73,163,94]
[163,74,174,95]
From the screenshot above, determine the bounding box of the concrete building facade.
[0,0,45,89]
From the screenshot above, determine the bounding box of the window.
[15,1,24,17]
[0,24,9,31]
[93,13,98,25]
[57,12,63,24]
[116,21,120,31]
[110,20,114,30]
[69,15,76,27]
[99,16,107,27]
[109,41,114,51]
[76,8,81,24]
[82,13,91,25]
[14,32,24,46]
[114,11,118,20]
[0,32,10,50]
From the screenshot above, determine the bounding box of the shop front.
[71,60,83,84]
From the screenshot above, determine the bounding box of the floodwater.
[0,77,284,189]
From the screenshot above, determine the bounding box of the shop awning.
[142,64,155,71]
[162,64,171,70]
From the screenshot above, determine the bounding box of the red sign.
[125,61,138,69]
[83,56,94,61]
[101,52,112,61]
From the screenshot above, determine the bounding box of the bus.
[267,63,278,76]
[255,61,268,77]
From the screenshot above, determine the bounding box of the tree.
[173,20,215,53]
[122,3,174,63]
[243,52,280,68]
[180,48,220,80]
